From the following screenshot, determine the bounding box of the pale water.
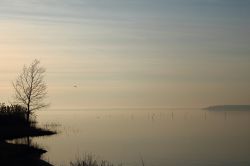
[32,109,250,166]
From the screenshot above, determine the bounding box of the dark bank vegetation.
[0,103,55,140]
[0,141,52,166]
[0,103,28,126]
[0,103,55,166]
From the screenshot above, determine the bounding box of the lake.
[33,109,250,166]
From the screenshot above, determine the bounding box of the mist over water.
[31,109,250,166]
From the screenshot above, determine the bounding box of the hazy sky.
[0,0,249,108]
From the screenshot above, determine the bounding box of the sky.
[0,0,250,109]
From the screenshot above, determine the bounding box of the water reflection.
[14,109,250,166]
[7,137,38,149]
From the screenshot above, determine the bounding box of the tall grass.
[69,154,147,166]
[70,154,123,166]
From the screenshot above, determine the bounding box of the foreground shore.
[0,125,56,166]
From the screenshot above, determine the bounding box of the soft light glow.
[0,0,250,108]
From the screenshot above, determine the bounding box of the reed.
[70,154,122,166]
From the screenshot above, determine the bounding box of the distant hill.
[204,105,250,111]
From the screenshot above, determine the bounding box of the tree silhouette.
[12,59,48,123]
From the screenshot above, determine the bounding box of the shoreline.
[0,125,56,166]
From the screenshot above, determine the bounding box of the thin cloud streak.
[0,0,250,108]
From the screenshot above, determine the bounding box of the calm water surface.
[33,109,250,166]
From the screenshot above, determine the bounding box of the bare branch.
[12,59,48,122]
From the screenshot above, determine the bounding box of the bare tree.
[12,59,48,123]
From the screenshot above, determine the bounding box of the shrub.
[0,103,34,126]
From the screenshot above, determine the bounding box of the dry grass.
[70,154,123,166]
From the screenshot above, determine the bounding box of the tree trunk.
[26,112,30,124]
[26,136,30,147]
[27,104,30,124]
